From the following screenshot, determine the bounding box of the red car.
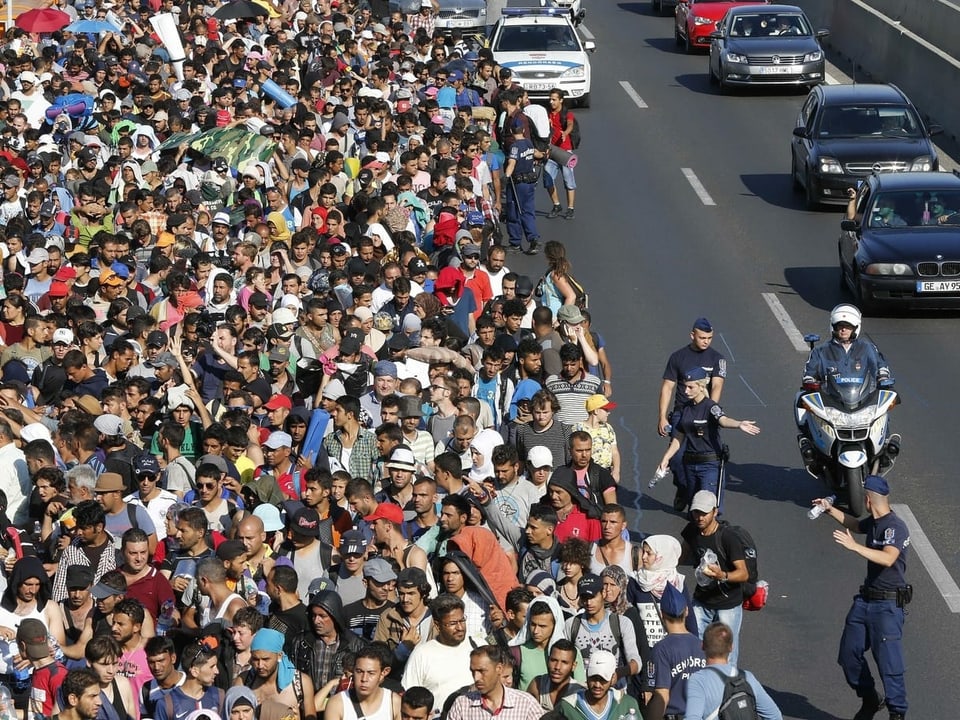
[675,0,768,53]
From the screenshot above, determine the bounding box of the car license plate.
[917,280,960,292]
[526,83,552,91]
[448,18,472,27]
[757,66,796,74]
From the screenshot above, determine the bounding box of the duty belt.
[665,715,683,720]
[683,452,720,464]
[859,586,898,602]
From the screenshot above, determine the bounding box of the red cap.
[54,266,77,281]
[265,394,292,411]
[363,503,404,525]
[47,281,69,298]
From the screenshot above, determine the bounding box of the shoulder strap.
[570,615,581,645]
[631,544,641,572]
[348,688,364,719]
[609,612,623,655]
[127,503,139,530]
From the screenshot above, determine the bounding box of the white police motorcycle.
[795,334,900,517]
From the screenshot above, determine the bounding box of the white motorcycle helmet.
[830,303,862,338]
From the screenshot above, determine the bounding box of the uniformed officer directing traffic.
[812,475,910,720]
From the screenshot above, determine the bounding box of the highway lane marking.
[618,81,648,109]
[580,23,594,40]
[761,293,809,352]
[719,333,736,363]
[681,168,716,206]
[891,504,960,613]
[739,374,766,407]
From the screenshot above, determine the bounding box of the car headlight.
[804,50,823,62]
[725,51,746,63]
[479,7,486,15]
[693,15,713,25]
[819,156,843,174]
[560,66,585,79]
[909,156,933,171]
[864,263,914,276]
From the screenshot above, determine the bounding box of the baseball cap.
[321,379,346,401]
[40,201,56,217]
[48,282,69,298]
[290,507,320,537]
[265,394,292,411]
[91,580,125,600]
[16,619,50,660]
[93,414,124,436]
[363,557,397,583]
[585,650,618,681]
[133,454,161,476]
[527,446,553,469]
[268,346,290,363]
[148,352,178,368]
[339,335,362,356]
[98,270,125,287]
[65,565,94,589]
[408,257,428,274]
[397,566,428,587]
[146,330,167,348]
[26,248,49,265]
[363,503,404,525]
[585,394,617,413]
[339,530,366,556]
[1,175,19,188]
[577,574,603,597]
[690,490,718,513]
[264,431,292,449]
[54,266,77,281]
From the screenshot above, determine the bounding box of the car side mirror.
[815,29,830,39]
[840,219,860,232]
[928,124,943,136]
[792,126,809,139]
[709,31,722,39]
[583,40,596,51]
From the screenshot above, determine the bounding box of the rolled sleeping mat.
[261,78,297,109]
[46,102,87,120]
[549,145,578,169]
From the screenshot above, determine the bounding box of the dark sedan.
[708,5,827,92]
[839,171,960,312]
[791,83,942,209]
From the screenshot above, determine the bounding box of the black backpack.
[566,112,581,150]
[716,521,759,598]
[707,667,759,720]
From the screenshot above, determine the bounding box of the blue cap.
[693,317,713,332]
[110,261,131,279]
[373,360,398,378]
[864,475,889,496]
[659,582,687,617]
[465,210,484,227]
[683,366,708,382]
[133,454,160,476]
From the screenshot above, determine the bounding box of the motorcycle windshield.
[825,371,877,409]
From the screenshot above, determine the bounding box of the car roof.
[870,171,960,191]
[818,83,910,105]
[728,4,804,13]
[500,14,571,25]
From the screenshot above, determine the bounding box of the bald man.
[236,515,276,588]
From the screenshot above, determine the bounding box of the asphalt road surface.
[502,2,959,717]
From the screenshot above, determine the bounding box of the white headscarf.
[468,428,504,482]
[509,594,567,648]
[635,534,685,598]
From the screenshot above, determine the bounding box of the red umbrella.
[15,8,71,33]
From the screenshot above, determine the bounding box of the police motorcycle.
[795,307,900,517]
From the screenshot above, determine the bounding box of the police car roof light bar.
[501,7,568,17]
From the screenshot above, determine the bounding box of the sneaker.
[673,488,687,512]
[852,691,884,720]
[507,244,524,254]
[524,239,541,255]
[548,204,562,218]
[564,207,575,219]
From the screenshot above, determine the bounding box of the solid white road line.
[891,503,960,613]
[681,168,716,206]
[761,292,809,352]
[619,81,648,109]
[580,23,594,40]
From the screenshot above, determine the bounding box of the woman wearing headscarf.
[600,564,645,693]
[509,595,586,692]
[109,161,149,205]
[224,684,258,720]
[468,428,504,483]
[626,535,697,666]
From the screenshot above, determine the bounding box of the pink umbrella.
[15,7,71,33]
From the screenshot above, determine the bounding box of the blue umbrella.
[65,18,121,34]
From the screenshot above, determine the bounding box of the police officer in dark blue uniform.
[655,367,757,513]
[813,475,910,720]
[657,318,727,511]
[503,96,541,255]
[643,583,706,720]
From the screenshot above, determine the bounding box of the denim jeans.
[693,602,743,666]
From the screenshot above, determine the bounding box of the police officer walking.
[503,105,541,256]
[812,475,910,720]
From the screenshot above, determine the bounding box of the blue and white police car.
[490,7,596,107]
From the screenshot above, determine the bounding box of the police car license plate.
[448,18,473,27]
[757,66,795,74]
[917,280,960,292]
[526,83,552,91]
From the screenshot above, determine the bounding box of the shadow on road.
[644,36,680,54]
[766,688,845,720]
[674,72,720,95]
[725,462,825,509]
[617,2,653,16]
[782,267,844,311]
[740,173,806,211]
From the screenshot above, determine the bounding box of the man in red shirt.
[544,89,578,219]
[17,618,67,718]
[548,475,601,543]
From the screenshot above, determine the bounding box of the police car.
[490,7,596,107]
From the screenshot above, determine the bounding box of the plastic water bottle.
[649,468,668,488]
[11,664,30,693]
[695,549,718,586]
[0,685,16,720]
[807,495,836,520]
[923,202,931,225]
[156,600,175,636]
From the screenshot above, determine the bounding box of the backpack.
[569,612,624,662]
[566,112,581,150]
[707,667,759,720]
[715,522,759,599]
[566,273,589,310]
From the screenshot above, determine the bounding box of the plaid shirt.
[407,12,436,35]
[323,427,378,480]
[447,687,546,720]
[140,210,168,238]
[463,195,495,223]
[52,533,118,602]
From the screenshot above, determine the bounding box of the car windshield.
[867,190,960,228]
[729,13,812,36]
[495,24,580,52]
[817,104,924,139]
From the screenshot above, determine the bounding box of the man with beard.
[100,340,137,385]
[94,472,157,554]
[343,558,396,641]
[291,590,365,689]
[57,566,95,657]
[3,557,68,647]
[243,628,317,720]
[140,636,185,720]
[324,644,400,720]
[112,598,152,697]
[56,669,104,720]
[206,272,234,324]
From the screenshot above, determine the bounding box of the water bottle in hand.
[649,468,668,488]
[808,495,836,519]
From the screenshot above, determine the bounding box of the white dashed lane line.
[681,167,716,206]
[892,504,960,613]
[619,80,648,110]
[761,292,809,352]
[579,23,594,40]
